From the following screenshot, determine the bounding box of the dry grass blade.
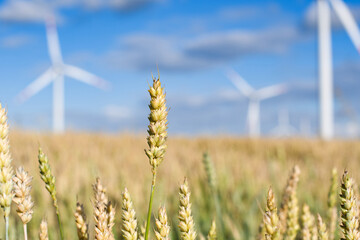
[327,168,338,240]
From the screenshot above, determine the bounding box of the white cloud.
[106,26,300,72]
[0,0,161,23]
[103,105,133,121]
[0,34,33,48]
[0,0,56,23]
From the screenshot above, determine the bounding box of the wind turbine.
[226,69,288,138]
[317,0,360,140]
[270,109,297,137]
[16,17,109,133]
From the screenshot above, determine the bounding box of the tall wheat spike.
[317,214,329,240]
[0,104,14,240]
[207,219,217,240]
[121,188,138,240]
[154,206,170,240]
[39,219,49,240]
[13,167,34,240]
[38,148,63,240]
[263,187,280,240]
[339,171,359,240]
[327,168,338,240]
[144,74,169,240]
[139,221,146,240]
[179,178,196,240]
[310,214,318,240]
[74,202,89,240]
[301,204,312,240]
[279,165,300,236]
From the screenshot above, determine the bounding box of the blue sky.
[0,0,360,136]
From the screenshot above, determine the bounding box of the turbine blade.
[45,17,63,64]
[329,0,360,53]
[225,69,254,97]
[16,68,54,103]
[255,84,288,100]
[64,64,110,90]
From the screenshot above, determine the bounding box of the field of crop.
[5,130,360,240]
[2,78,360,240]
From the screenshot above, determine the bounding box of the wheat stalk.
[203,152,224,240]
[155,206,170,240]
[207,219,217,240]
[0,104,14,240]
[279,165,300,236]
[317,214,329,240]
[179,178,196,240]
[38,148,64,240]
[339,170,359,240]
[263,187,280,240]
[74,202,89,240]
[39,219,49,240]
[13,167,33,240]
[327,168,338,240]
[144,74,168,240]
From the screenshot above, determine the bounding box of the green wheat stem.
[145,172,156,240]
[56,205,64,240]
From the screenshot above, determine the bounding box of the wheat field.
[6,130,360,239]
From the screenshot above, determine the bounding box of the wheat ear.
[74,202,89,240]
[93,178,114,240]
[327,168,338,240]
[13,167,34,240]
[139,221,146,240]
[283,168,300,240]
[317,214,329,240]
[179,178,196,240]
[38,148,64,240]
[144,73,168,240]
[155,206,170,240]
[0,104,14,240]
[339,171,359,240]
[301,204,312,240]
[264,187,280,240]
[121,188,138,240]
[279,165,300,236]
[310,214,317,240]
[207,219,217,240]
[39,219,49,240]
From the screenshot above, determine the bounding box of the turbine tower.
[16,17,109,133]
[270,109,297,137]
[226,69,288,138]
[317,0,360,140]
